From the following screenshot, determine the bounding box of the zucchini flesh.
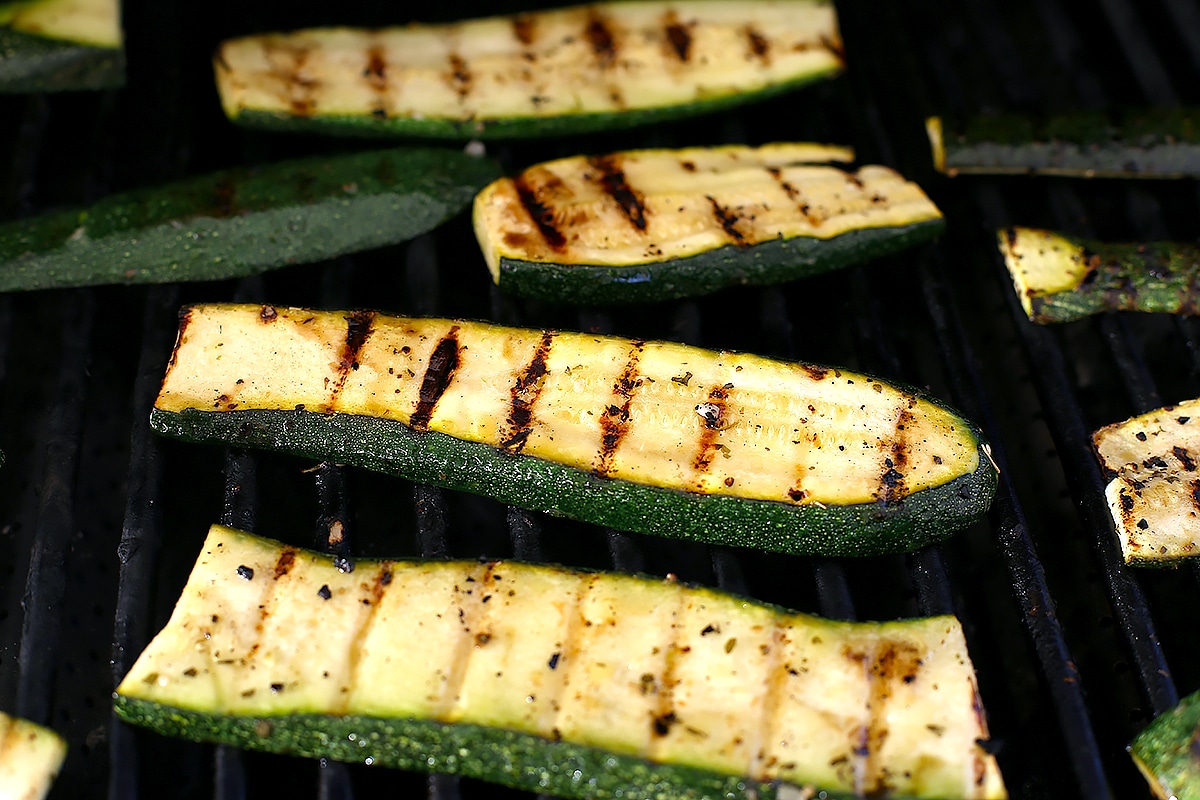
[0,0,122,92]
[927,108,1200,178]
[1130,688,1200,800]
[473,143,944,304]
[150,304,997,558]
[997,227,1200,324]
[114,525,1007,799]
[0,711,67,800]
[1092,398,1200,567]
[213,1,843,140]
[0,147,499,291]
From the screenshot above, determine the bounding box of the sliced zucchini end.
[925,116,947,175]
[996,227,1088,320]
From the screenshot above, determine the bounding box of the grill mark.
[588,155,648,231]
[585,10,618,67]
[500,330,555,454]
[839,167,866,189]
[0,715,16,760]
[411,327,461,431]
[770,167,825,227]
[820,32,847,64]
[595,341,645,475]
[263,41,317,116]
[325,310,376,411]
[860,640,925,796]
[751,622,787,778]
[448,53,472,99]
[512,13,536,45]
[440,563,496,718]
[745,26,770,60]
[707,195,749,247]
[663,12,692,61]
[339,561,395,714]
[692,385,729,474]
[272,548,297,580]
[647,590,684,754]
[364,44,390,118]
[514,175,567,250]
[877,407,913,504]
[1191,479,1200,514]
[1175,445,1197,472]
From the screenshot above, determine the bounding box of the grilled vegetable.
[151,304,997,558]
[996,227,1200,324]
[0,147,499,292]
[0,0,123,92]
[927,108,1200,178]
[1130,688,1200,799]
[473,143,944,304]
[1092,398,1200,567]
[213,1,844,140]
[0,711,67,800]
[115,524,1007,799]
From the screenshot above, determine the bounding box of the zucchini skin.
[0,26,122,92]
[928,108,1200,178]
[1130,689,1200,800]
[149,405,996,558]
[496,218,945,305]
[0,147,499,291]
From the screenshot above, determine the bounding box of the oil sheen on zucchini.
[0,147,499,291]
[0,0,123,92]
[213,1,844,140]
[474,143,944,304]
[1092,397,1200,567]
[150,305,998,558]
[114,525,1007,800]
[997,227,1200,324]
[0,711,67,800]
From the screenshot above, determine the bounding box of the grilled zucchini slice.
[473,143,944,304]
[1092,398,1200,567]
[0,711,67,800]
[0,0,122,92]
[213,1,844,140]
[115,524,1007,800]
[0,147,499,291]
[997,227,1200,324]
[1130,688,1200,800]
[150,304,997,558]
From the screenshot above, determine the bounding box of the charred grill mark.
[1192,479,1200,514]
[273,548,297,580]
[448,53,472,99]
[500,330,555,454]
[411,327,461,431]
[595,341,645,475]
[663,12,692,61]
[364,45,390,118]
[514,175,567,251]
[745,26,770,60]
[263,41,318,116]
[766,166,823,227]
[1175,445,1197,471]
[512,13,536,45]
[327,311,376,410]
[836,166,866,189]
[588,155,648,231]
[585,10,618,67]
[860,640,925,795]
[706,195,749,247]
[820,33,846,63]
[692,385,729,474]
[877,408,913,504]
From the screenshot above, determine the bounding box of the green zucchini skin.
[149,405,996,558]
[0,147,500,291]
[928,108,1200,179]
[496,218,945,305]
[113,699,794,800]
[1129,689,1200,800]
[0,25,122,92]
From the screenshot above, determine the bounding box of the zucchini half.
[927,108,1200,179]
[213,1,844,140]
[115,524,1007,800]
[0,147,499,291]
[473,143,944,304]
[0,0,122,92]
[1130,688,1200,800]
[997,227,1200,324]
[150,304,998,558]
[0,711,67,800]
[1092,398,1200,567]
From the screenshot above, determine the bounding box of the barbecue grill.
[2,0,1198,797]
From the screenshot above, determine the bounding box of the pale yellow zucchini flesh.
[0,0,120,47]
[213,1,843,136]
[1093,398,1200,566]
[473,142,942,274]
[155,304,981,510]
[0,711,67,800]
[996,227,1090,320]
[116,525,1006,799]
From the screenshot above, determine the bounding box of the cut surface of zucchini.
[0,0,122,91]
[213,1,844,139]
[150,304,997,558]
[997,227,1200,324]
[115,524,1007,800]
[0,147,499,291]
[473,143,944,304]
[0,711,67,800]
[1093,398,1200,567]
[1130,688,1200,800]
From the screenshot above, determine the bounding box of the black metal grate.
[3,0,1200,798]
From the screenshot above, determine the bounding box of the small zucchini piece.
[1092,398,1200,567]
[0,147,500,291]
[150,304,997,558]
[1130,688,1200,800]
[213,1,844,140]
[997,227,1200,324]
[0,711,67,800]
[473,143,944,304]
[927,108,1200,179]
[114,524,1007,799]
[0,0,123,92]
